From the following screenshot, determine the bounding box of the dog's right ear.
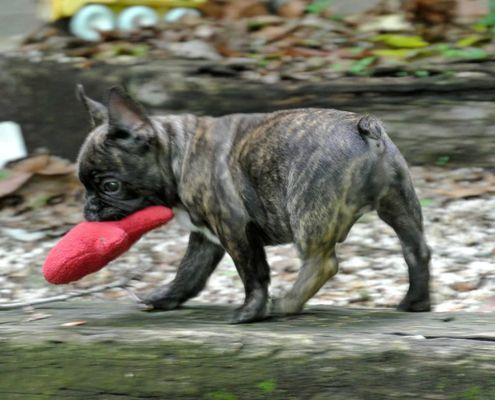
[76,84,107,128]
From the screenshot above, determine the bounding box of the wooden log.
[0,301,494,399]
[0,56,494,166]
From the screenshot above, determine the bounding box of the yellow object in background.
[38,0,205,41]
[40,0,205,22]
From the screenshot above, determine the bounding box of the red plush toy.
[42,206,174,284]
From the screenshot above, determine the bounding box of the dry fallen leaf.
[434,185,495,199]
[9,154,51,173]
[253,24,299,43]
[8,154,75,175]
[276,0,306,18]
[0,172,32,198]
[403,0,457,25]
[223,0,269,20]
[37,157,75,176]
[1,154,77,200]
[451,281,479,292]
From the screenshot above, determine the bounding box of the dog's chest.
[173,208,221,245]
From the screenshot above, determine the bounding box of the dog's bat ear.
[76,84,108,128]
[107,87,152,133]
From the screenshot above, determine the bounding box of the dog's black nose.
[84,196,102,221]
[84,209,100,221]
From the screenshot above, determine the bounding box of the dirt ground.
[0,165,494,313]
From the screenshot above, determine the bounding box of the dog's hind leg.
[271,248,339,315]
[377,172,431,312]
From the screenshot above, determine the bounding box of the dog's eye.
[101,179,121,194]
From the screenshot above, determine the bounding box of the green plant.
[420,198,433,207]
[436,155,450,166]
[372,34,429,49]
[306,0,334,15]
[477,0,495,28]
[414,70,430,78]
[348,56,377,76]
[208,391,238,400]
[442,48,488,60]
[257,379,277,393]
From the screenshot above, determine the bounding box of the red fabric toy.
[42,206,174,284]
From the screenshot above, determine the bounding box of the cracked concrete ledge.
[0,301,494,399]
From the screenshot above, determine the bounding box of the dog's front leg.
[143,231,225,310]
[223,226,270,324]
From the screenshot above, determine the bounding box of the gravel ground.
[0,166,494,313]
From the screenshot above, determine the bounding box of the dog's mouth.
[84,206,131,222]
[83,189,163,222]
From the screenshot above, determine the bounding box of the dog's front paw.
[397,294,431,312]
[141,287,181,311]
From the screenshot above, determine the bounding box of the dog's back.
[222,109,395,245]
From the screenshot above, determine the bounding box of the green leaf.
[373,49,413,59]
[420,198,434,207]
[456,34,485,48]
[130,44,149,58]
[257,379,277,393]
[348,56,376,76]
[477,0,495,27]
[306,0,334,15]
[257,58,270,68]
[442,48,488,60]
[414,70,430,78]
[373,35,429,49]
[436,155,450,166]
[0,169,10,181]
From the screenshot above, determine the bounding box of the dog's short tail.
[357,114,384,141]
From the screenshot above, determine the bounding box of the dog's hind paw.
[230,300,268,324]
[397,296,431,312]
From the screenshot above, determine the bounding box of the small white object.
[173,207,221,245]
[118,6,159,31]
[164,8,201,23]
[70,5,116,42]
[0,121,27,168]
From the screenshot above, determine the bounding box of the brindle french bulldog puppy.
[76,85,431,324]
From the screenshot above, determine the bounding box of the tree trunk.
[1,56,494,166]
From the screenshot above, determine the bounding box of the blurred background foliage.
[0,0,490,81]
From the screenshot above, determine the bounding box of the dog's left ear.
[76,84,108,128]
[107,87,152,134]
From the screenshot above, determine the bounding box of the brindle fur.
[77,86,431,323]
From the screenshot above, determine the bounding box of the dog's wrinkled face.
[77,86,165,221]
